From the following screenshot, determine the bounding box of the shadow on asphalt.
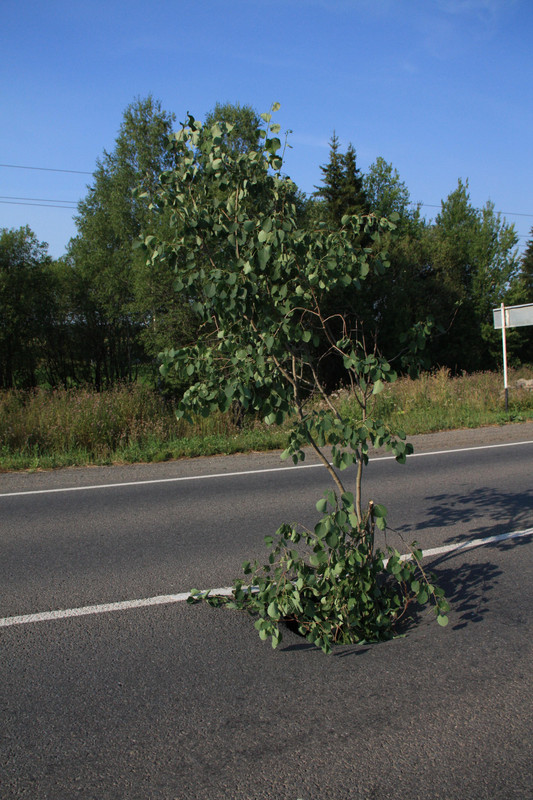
[430,557,502,631]
[396,486,533,539]
[280,533,533,654]
[280,638,371,658]
[429,533,532,630]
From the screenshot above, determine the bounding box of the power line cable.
[2,193,531,221]
[413,202,533,218]
[0,195,77,205]
[1,162,532,230]
[0,163,92,175]
[0,203,529,237]
[0,200,77,209]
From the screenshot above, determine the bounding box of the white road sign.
[493,302,533,329]
[492,301,533,411]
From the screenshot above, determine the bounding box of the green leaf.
[335,509,347,526]
[265,137,281,155]
[437,614,449,627]
[340,451,353,470]
[316,498,328,513]
[267,601,278,619]
[257,246,271,269]
[373,504,387,518]
[325,529,338,548]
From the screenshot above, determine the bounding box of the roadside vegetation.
[1,366,532,473]
[2,97,532,474]
[2,98,532,397]
[2,98,532,652]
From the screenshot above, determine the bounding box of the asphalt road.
[1,423,533,799]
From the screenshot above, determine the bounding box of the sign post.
[492,302,533,412]
[501,303,509,410]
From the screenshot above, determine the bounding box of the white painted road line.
[1,527,531,629]
[397,527,533,561]
[0,462,323,498]
[1,439,533,499]
[0,588,233,628]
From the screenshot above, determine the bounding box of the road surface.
[1,423,532,799]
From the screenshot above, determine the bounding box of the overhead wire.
[1,162,531,238]
[0,201,78,209]
[0,163,86,209]
[0,195,77,208]
[0,163,92,175]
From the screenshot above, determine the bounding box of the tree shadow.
[429,557,501,630]
[279,621,371,657]
[280,635,372,658]
[281,532,532,652]
[426,531,532,629]
[396,486,533,542]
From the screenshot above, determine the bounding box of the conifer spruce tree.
[519,228,533,297]
[314,132,346,226]
[342,143,368,217]
[504,227,533,364]
[314,135,368,227]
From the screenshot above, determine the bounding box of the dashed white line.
[1,439,532,498]
[1,527,531,628]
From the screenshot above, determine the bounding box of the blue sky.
[1,0,532,258]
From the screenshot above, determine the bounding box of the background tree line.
[1,95,531,391]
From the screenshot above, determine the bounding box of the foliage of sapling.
[141,104,449,653]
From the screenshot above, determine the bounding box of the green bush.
[190,491,449,654]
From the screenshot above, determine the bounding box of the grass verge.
[1,367,532,472]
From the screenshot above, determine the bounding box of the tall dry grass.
[341,366,533,433]
[1,368,532,470]
[0,384,243,466]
